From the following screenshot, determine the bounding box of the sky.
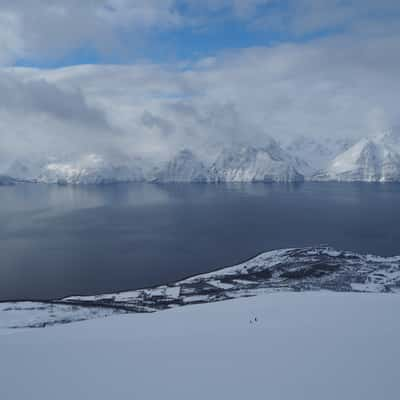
[0,0,400,165]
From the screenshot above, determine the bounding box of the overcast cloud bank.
[0,1,399,177]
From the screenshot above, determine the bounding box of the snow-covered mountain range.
[314,129,400,182]
[2,140,306,184]
[285,136,354,173]
[149,150,209,183]
[6,154,144,185]
[208,141,304,183]
[3,129,400,184]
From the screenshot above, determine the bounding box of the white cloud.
[1,33,399,166]
[0,11,24,64]
[254,0,400,36]
[1,1,399,66]
[0,0,183,64]
[182,0,272,18]
[0,1,398,169]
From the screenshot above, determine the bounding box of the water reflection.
[1,182,400,300]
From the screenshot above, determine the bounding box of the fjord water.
[1,182,399,301]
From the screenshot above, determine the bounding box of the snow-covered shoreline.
[2,246,400,330]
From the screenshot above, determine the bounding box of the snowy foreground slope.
[1,293,400,400]
[1,247,400,329]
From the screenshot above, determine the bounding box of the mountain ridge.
[313,128,400,182]
[3,129,400,184]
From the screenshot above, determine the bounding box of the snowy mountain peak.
[4,128,400,184]
[314,129,400,182]
[210,144,304,183]
[285,135,355,173]
[149,149,209,183]
[5,153,144,185]
[375,126,400,149]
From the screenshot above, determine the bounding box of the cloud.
[0,0,182,64]
[141,111,175,137]
[1,31,399,168]
[0,73,109,128]
[0,68,114,164]
[254,0,400,37]
[180,0,272,18]
[1,1,399,66]
[0,1,398,168]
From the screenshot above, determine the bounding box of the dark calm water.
[1,182,400,301]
